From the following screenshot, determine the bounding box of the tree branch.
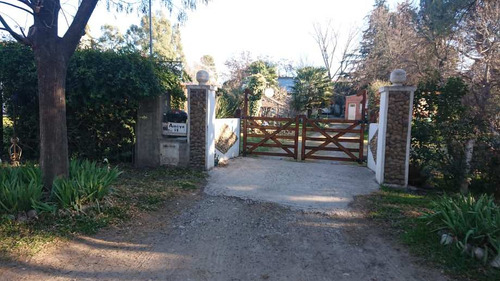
[62,0,98,54]
[0,14,30,45]
[0,1,33,14]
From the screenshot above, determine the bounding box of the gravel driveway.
[0,158,448,281]
[206,157,379,213]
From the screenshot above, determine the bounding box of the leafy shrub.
[0,165,43,214]
[0,43,184,162]
[52,160,122,211]
[423,194,500,262]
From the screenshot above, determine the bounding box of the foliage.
[0,165,205,259]
[0,165,42,214]
[219,54,279,117]
[0,44,183,161]
[366,80,389,122]
[216,87,241,118]
[96,12,186,62]
[423,194,500,264]
[246,60,279,116]
[291,67,332,114]
[411,76,499,194]
[358,0,499,195]
[360,187,500,281]
[52,160,122,211]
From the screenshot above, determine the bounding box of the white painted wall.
[214,118,241,162]
[205,87,217,170]
[375,88,390,184]
[367,123,378,172]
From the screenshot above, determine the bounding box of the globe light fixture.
[264,88,275,98]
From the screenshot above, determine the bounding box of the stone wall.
[383,91,410,185]
[135,96,162,167]
[189,88,207,169]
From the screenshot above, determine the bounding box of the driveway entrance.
[205,157,379,213]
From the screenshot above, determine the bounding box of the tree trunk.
[0,85,3,160]
[460,138,475,194]
[34,45,70,189]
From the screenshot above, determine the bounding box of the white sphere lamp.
[196,70,209,85]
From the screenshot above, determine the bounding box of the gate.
[242,116,300,159]
[300,118,364,162]
[241,90,366,162]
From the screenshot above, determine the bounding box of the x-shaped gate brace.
[303,120,360,161]
[246,119,297,158]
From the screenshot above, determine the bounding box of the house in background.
[278,77,294,94]
[260,95,287,117]
[344,90,368,120]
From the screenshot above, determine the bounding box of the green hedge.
[0,42,184,161]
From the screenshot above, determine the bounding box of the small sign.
[163,122,187,136]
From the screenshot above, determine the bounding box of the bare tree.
[312,21,358,81]
[313,21,338,80]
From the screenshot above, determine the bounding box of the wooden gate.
[242,116,300,159]
[300,117,364,162]
[241,89,366,162]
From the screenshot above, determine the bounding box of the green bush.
[0,43,184,162]
[0,165,43,214]
[423,194,500,262]
[52,160,122,211]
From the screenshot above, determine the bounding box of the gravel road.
[0,192,448,281]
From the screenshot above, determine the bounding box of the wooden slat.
[305,128,361,133]
[248,125,292,130]
[305,137,361,143]
[246,143,295,148]
[250,151,294,157]
[305,119,359,124]
[305,155,358,161]
[247,116,295,122]
[247,134,296,140]
[304,146,359,152]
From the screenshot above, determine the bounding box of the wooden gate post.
[300,115,307,161]
[294,115,300,159]
[242,89,249,156]
[358,90,367,162]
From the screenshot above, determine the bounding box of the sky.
[1,0,405,80]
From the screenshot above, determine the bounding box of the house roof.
[278,77,295,93]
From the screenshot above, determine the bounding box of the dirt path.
[0,190,448,281]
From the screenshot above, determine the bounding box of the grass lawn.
[355,186,500,281]
[0,166,206,260]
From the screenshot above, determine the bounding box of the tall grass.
[0,165,43,214]
[51,160,122,211]
[423,194,500,262]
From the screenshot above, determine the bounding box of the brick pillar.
[187,83,216,170]
[135,95,162,168]
[375,70,416,187]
